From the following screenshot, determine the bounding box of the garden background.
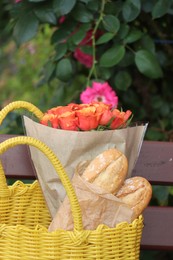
[1,0,173,259]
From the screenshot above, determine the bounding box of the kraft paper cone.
[23,116,148,218]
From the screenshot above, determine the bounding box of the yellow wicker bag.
[0,101,144,259]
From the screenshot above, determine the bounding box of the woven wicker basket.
[0,102,144,260]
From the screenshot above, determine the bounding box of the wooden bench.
[0,134,173,251]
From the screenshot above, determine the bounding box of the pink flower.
[74,48,93,68]
[59,16,66,24]
[15,0,22,2]
[80,81,118,108]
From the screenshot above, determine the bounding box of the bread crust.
[116,176,152,219]
[82,148,128,193]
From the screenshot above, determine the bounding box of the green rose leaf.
[96,32,115,45]
[122,0,141,22]
[13,12,39,45]
[135,50,163,79]
[42,61,56,83]
[100,45,125,67]
[53,0,76,15]
[115,71,132,91]
[119,51,134,67]
[152,0,170,19]
[142,1,155,12]
[116,24,129,40]
[140,34,155,54]
[34,7,57,25]
[71,28,87,45]
[51,19,76,44]
[54,43,67,61]
[152,186,169,205]
[124,28,143,44]
[102,15,120,34]
[71,3,93,23]
[87,0,100,11]
[56,58,73,82]
[98,68,112,80]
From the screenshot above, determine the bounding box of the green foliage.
[2,0,173,142]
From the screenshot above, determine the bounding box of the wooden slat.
[132,141,173,184]
[141,206,173,250]
[0,134,36,179]
[1,135,173,182]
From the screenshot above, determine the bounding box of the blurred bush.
[1,0,173,140]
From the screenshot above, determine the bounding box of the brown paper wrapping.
[23,116,148,218]
[48,174,134,231]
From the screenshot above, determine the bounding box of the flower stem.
[86,0,106,86]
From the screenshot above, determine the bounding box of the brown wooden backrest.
[0,134,173,250]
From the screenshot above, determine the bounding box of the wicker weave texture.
[0,216,143,259]
[0,180,51,228]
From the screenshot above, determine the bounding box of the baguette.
[116,176,152,219]
[82,148,128,194]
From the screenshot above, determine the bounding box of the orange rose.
[40,113,59,128]
[110,109,132,129]
[92,102,111,113]
[58,111,78,131]
[76,106,100,131]
[99,110,113,126]
[48,106,73,115]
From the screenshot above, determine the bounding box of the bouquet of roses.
[40,102,132,132]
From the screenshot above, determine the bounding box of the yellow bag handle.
[0,136,83,232]
[0,101,44,126]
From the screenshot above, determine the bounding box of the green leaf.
[53,0,76,15]
[51,19,76,44]
[152,186,169,205]
[71,3,93,23]
[54,43,67,61]
[34,7,57,25]
[42,61,56,82]
[119,51,134,67]
[140,34,155,54]
[152,0,170,19]
[96,32,115,45]
[87,0,100,11]
[13,12,39,45]
[105,1,123,16]
[102,15,120,34]
[115,71,132,90]
[71,28,87,45]
[124,28,143,44]
[98,68,112,80]
[142,1,155,13]
[116,23,129,40]
[135,50,163,79]
[122,0,141,22]
[56,58,73,82]
[100,45,125,68]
